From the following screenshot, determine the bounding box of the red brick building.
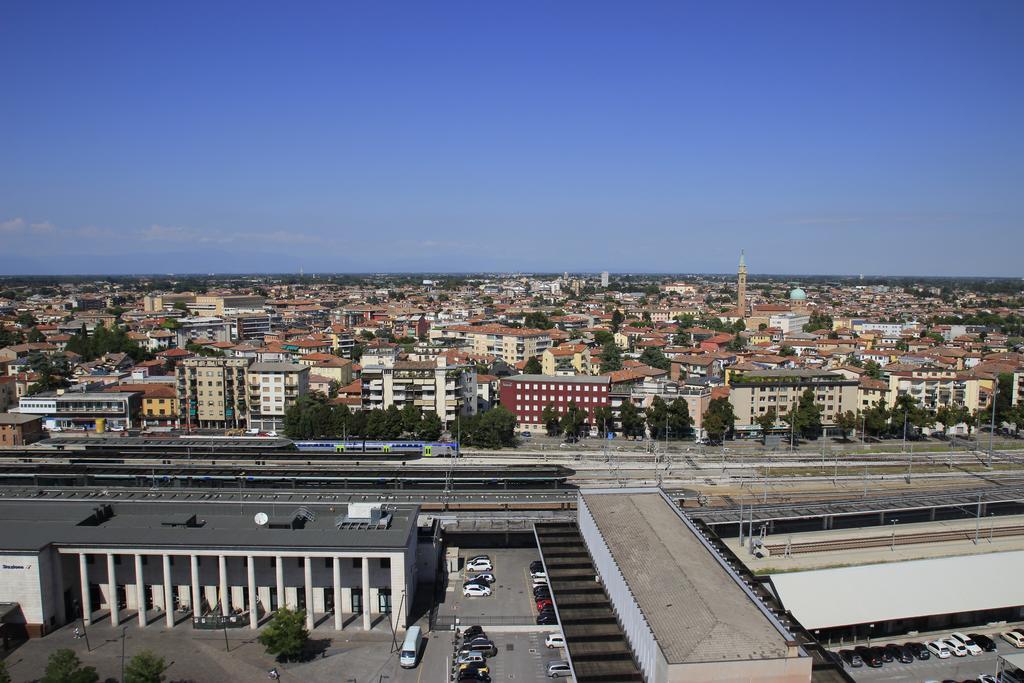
[498,374,611,434]
[0,413,44,446]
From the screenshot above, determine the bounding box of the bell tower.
[737,250,747,316]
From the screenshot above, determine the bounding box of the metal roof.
[770,550,1024,630]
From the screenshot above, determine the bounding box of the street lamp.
[890,519,899,551]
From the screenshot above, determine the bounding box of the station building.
[570,488,813,682]
[0,499,420,639]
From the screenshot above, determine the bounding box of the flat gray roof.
[0,413,41,425]
[581,490,795,665]
[505,374,610,384]
[248,362,307,373]
[0,500,417,554]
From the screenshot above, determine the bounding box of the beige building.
[176,357,252,429]
[886,366,981,413]
[360,347,476,427]
[145,294,266,316]
[728,369,859,430]
[1013,368,1024,407]
[541,344,592,375]
[297,354,354,387]
[441,324,551,365]
[247,362,310,432]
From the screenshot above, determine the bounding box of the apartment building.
[886,366,982,413]
[541,344,592,375]
[498,374,611,434]
[609,378,712,438]
[174,317,232,348]
[176,357,252,429]
[359,347,476,427]
[247,362,310,432]
[0,413,44,446]
[230,313,273,341]
[441,324,551,365]
[768,313,810,335]
[144,294,266,316]
[728,369,858,430]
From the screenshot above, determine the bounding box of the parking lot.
[837,632,1018,682]
[437,547,548,625]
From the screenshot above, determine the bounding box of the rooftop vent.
[335,503,392,530]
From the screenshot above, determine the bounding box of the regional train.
[293,440,459,456]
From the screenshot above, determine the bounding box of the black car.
[874,645,893,663]
[536,611,558,625]
[530,560,544,573]
[462,625,485,640]
[838,650,863,668]
[895,645,914,663]
[854,646,882,668]
[534,587,552,598]
[905,642,930,660]
[968,633,997,652]
[458,672,491,683]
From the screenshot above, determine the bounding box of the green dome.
[789,287,807,301]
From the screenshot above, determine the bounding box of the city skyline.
[2,1,1022,276]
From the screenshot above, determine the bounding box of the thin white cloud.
[0,217,26,233]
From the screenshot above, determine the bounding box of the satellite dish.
[254,512,269,526]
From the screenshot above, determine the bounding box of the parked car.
[854,646,881,668]
[537,611,558,625]
[546,662,572,678]
[534,586,552,598]
[456,652,486,666]
[466,558,493,572]
[530,560,545,573]
[457,672,491,683]
[885,644,913,663]
[978,676,998,683]
[536,598,553,611]
[545,634,566,649]
[1001,631,1024,648]
[905,642,930,660]
[533,576,549,586]
[462,625,485,640]
[943,638,968,657]
[531,570,548,580]
[463,584,492,597]
[458,662,489,676]
[949,632,983,655]
[968,633,997,652]
[926,640,951,658]
[459,640,497,658]
[838,649,863,668]
[469,572,495,584]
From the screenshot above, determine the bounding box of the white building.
[246,362,310,432]
[360,347,476,427]
[174,317,232,348]
[769,312,810,335]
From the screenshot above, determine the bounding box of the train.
[292,440,459,456]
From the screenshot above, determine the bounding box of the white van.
[399,625,423,668]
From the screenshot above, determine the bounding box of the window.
[352,558,361,569]
[380,558,390,569]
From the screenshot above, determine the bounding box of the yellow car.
[458,662,489,675]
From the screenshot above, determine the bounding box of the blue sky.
[1,1,1022,276]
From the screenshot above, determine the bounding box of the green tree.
[416,411,443,441]
[524,312,553,330]
[523,356,543,374]
[541,404,561,437]
[834,410,858,440]
[27,327,45,343]
[26,353,72,395]
[618,400,646,439]
[667,398,694,439]
[258,607,309,662]
[702,397,736,441]
[754,407,778,437]
[638,347,670,371]
[461,406,518,448]
[600,341,623,372]
[795,388,823,439]
[400,403,421,435]
[382,405,404,438]
[863,400,890,437]
[778,345,797,357]
[125,650,168,683]
[863,360,882,379]
[645,396,669,439]
[593,405,615,437]
[560,401,587,441]
[41,649,98,683]
[591,330,614,346]
[610,309,625,333]
[16,311,37,328]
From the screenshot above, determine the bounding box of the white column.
[218,555,229,616]
[163,555,174,627]
[190,555,200,615]
[134,555,147,627]
[107,553,119,626]
[247,556,258,629]
[332,557,342,630]
[275,556,284,611]
[303,556,314,630]
[361,557,371,631]
[389,554,405,633]
[79,553,92,626]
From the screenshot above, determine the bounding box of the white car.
[547,662,571,678]
[926,640,951,658]
[463,584,492,597]
[1003,631,1024,648]
[978,675,998,683]
[466,558,493,572]
[545,634,566,649]
[533,576,549,586]
[949,632,982,655]
[944,638,968,657]
[531,570,548,580]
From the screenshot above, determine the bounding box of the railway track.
[763,524,1024,556]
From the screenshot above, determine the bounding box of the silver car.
[547,661,572,678]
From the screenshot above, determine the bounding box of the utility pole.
[974,492,983,544]
[989,381,998,468]
[890,519,898,551]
